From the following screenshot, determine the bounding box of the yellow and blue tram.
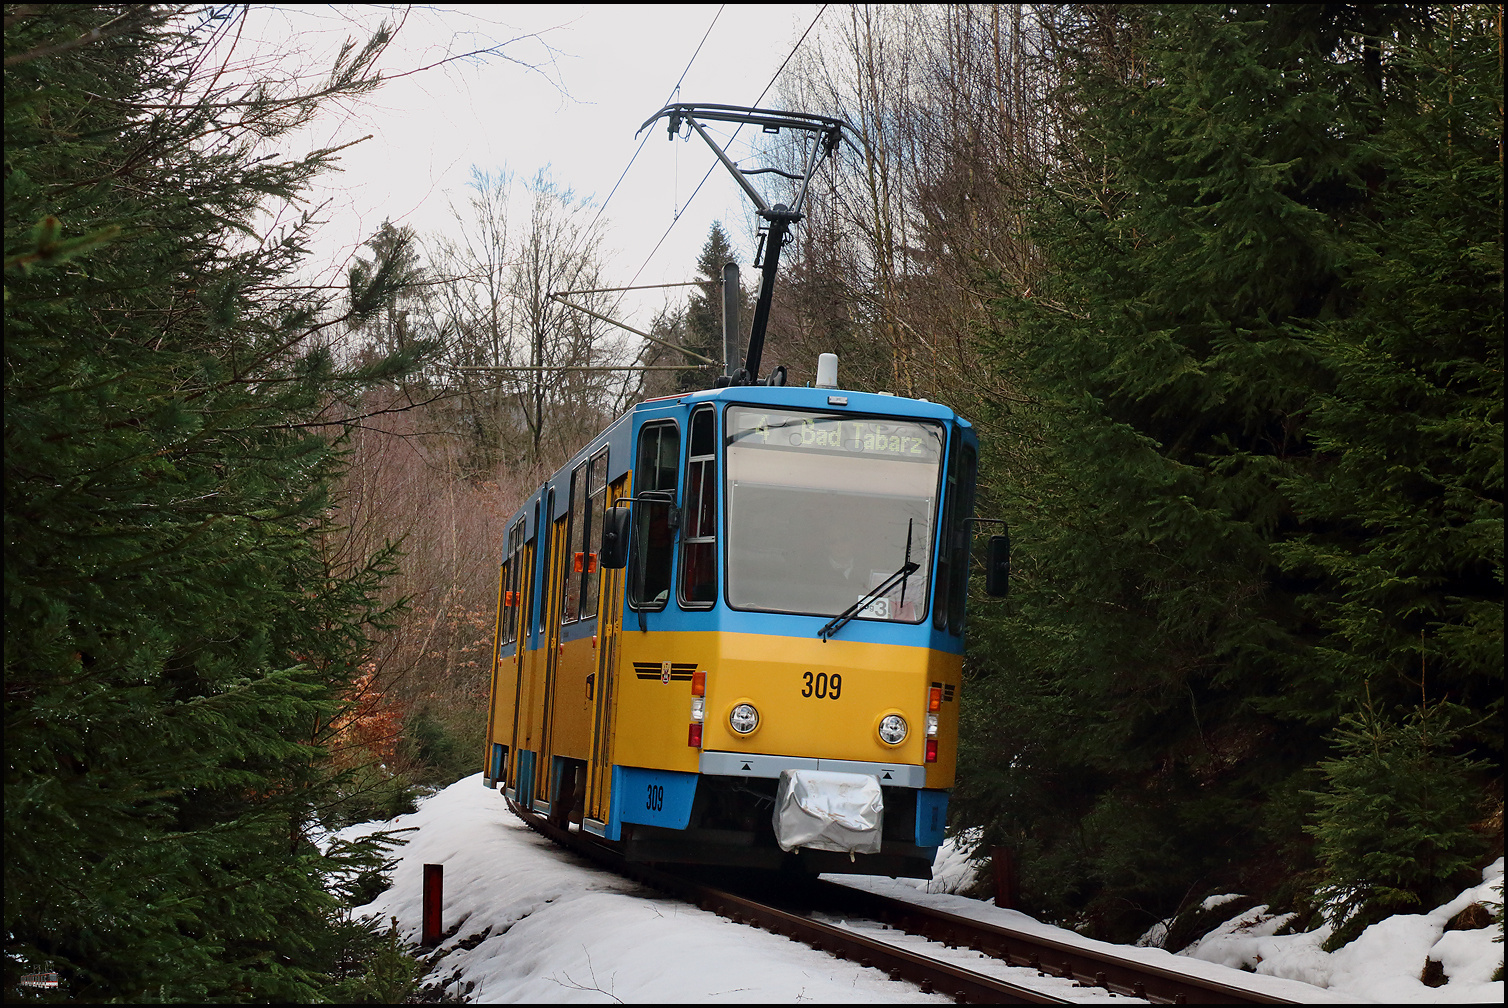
[481,374,991,879]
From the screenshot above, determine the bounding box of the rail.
[503,795,1310,1004]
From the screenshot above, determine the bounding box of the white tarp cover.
[772,769,884,854]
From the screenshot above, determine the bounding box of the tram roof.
[633,384,971,426]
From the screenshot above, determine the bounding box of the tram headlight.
[878,714,908,745]
[729,703,759,734]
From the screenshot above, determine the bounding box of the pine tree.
[962,3,1500,940]
[1305,699,1489,949]
[673,221,746,393]
[5,7,430,999]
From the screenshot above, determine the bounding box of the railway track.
[507,797,1305,1004]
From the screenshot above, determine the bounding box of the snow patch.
[337,776,1501,1004]
[1178,858,1503,1004]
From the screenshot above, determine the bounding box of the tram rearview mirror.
[984,533,1010,597]
[599,508,630,569]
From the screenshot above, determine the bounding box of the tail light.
[688,672,706,747]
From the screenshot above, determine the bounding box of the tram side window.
[630,421,679,610]
[582,449,608,618]
[534,496,549,636]
[933,433,977,636]
[678,407,717,606]
[562,464,587,623]
[502,518,526,644]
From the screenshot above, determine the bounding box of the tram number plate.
[801,671,842,699]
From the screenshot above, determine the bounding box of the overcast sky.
[241,4,825,327]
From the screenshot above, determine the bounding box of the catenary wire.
[610,4,830,318]
[583,5,726,249]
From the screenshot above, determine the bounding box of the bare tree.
[428,169,630,478]
[766,4,1079,409]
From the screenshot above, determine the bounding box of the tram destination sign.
[727,407,943,462]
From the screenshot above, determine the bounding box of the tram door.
[482,559,507,779]
[585,474,629,825]
[505,533,536,792]
[535,501,570,806]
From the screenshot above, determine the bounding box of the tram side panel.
[584,475,630,830]
[484,526,532,791]
[511,514,551,806]
[482,559,511,786]
[610,631,704,775]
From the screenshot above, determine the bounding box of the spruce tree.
[6,7,429,1000]
[674,221,746,392]
[1280,7,1502,938]
[961,3,1500,940]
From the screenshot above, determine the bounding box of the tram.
[479,105,1005,878]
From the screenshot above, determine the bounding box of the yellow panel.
[609,629,961,787]
[493,543,531,754]
[548,635,595,760]
[518,641,546,753]
[483,562,508,767]
[611,631,703,772]
[585,475,629,823]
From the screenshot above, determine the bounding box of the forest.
[5,3,1501,1000]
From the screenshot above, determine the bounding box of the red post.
[992,847,1017,909]
[421,863,443,946]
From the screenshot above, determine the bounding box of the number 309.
[801,671,841,699]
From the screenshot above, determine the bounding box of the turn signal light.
[928,686,942,712]
[691,670,705,696]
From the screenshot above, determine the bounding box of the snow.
[336,775,1504,1003]
[1178,860,1504,1004]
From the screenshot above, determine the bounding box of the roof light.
[816,353,838,388]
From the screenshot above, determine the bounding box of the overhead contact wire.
[587,5,725,250]
[616,4,829,304]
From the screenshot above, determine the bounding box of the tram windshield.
[724,406,944,623]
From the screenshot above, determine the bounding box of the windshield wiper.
[817,560,920,641]
[818,520,918,642]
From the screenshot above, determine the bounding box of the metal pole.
[992,847,1017,909]
[721,262,740,378]
[744,209,798,382]
[547,293,719,365]
[454,365,714,373]
[422,863,443,946]
[686,117,773,214]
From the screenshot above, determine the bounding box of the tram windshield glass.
[724,406,944,622]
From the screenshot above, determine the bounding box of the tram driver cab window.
[678,407,717,607]
[630,421,679,610]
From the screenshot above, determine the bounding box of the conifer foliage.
[963,3,1501,940]
[5,7,431,1000]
